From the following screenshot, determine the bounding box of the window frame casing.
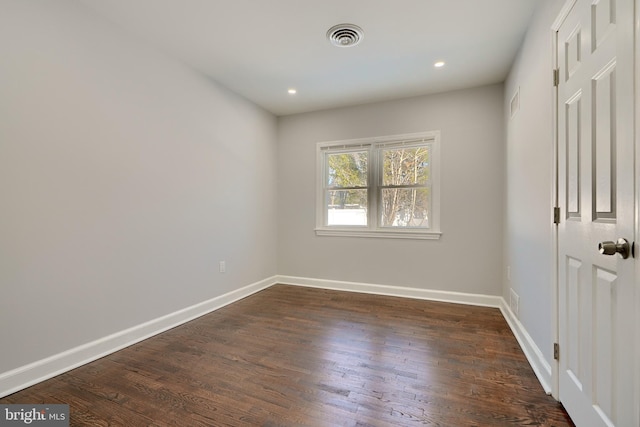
[315,131,441,240]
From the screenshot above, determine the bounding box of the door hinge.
[553,207,561,224]
[554,343,560,360]
[553,69,560,87]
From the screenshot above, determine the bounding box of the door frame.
[550,0,578,402]
[634,1,640,423]
[550,2,639,424]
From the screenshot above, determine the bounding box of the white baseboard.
[499,299,553,394]
[276,275,504,308]
[0,276,277,398]
[1,275,553,400]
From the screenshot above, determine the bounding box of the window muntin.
[317,132,440,239]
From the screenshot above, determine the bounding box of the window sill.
[315,228,442,240]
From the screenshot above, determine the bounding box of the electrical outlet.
[507,266,511,281]
[510,288,519,316]
[219,261,226,273]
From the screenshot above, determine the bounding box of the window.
[316,131,441,239]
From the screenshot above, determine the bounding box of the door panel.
[593,267,615,417]
[556,0,635,425]
[565,256,585,390]
[566,92,582,217]
[592,61,616,219]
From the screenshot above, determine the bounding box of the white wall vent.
[510,87,520,118]
[327,24,364,48]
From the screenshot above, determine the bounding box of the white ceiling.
[79,0,539,116]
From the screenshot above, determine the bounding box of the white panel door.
[556,0,636,426]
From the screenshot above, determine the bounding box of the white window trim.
[315,131,441,240]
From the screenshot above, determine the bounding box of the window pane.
[327,189,367,226]
[380,188,430,228]
[382,147,429,186]
[327,152,368,187]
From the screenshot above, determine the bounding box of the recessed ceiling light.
[288,88,297,94]
[434,61,446,68]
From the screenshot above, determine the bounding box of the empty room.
[1,0,638,426]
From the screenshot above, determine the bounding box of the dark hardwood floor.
[2,285,574,426]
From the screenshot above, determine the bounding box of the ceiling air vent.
[327,24,364,48]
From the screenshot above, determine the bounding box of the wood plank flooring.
[1,285,574,426]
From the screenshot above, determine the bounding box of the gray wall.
[277,85,505,295]
[0,0,278,373]
[1,0,564,395]
[504,0,565,369]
